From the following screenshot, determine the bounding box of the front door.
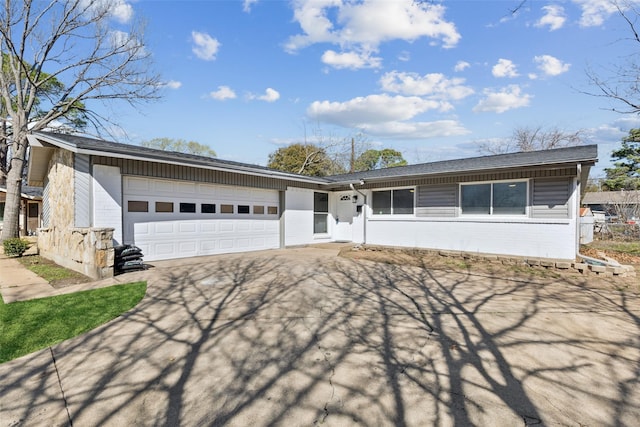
[334,193,354,242]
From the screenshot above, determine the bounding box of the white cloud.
[164,80,182,90]
[285,0,460,54]
[454,61,470,72]
[209,86,237,100]
[81,0,133,23]
[492,58,519,78]
[257,88,281,102]
[111,0,134,23]
[362,120,470,139]
[534,54,570,76]
[398,51,411,62]
[243,0,259,12]
[573,0,621,27]
[535,4,566,31]
[307,94,442,128]
[379,71,474,102]
[192,31,221,61]
[473,85,532,113]
[321,49,382,69]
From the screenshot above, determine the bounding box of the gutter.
[349,182,367,245]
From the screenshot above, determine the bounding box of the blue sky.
[101,0,640,177]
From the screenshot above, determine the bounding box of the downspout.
[574,163,620,267]
[350,182,366,245]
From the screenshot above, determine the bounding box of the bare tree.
[585,1,640,114]
[476,125,584,155]
[0,0,161,240]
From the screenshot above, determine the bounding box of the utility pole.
[350,137,355,173]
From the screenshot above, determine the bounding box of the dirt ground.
[339,245,640,293]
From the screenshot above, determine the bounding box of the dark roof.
[33,132,597,185]
[34,131,330,184]
[583,190,640,205]
[327,144,598,184]
[0,184,43,199]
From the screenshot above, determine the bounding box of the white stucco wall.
[365,217,577,260]
[284,187,333,246]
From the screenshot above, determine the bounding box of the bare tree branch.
[0,0,162,240]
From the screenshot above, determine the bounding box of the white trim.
[459,179,529,217]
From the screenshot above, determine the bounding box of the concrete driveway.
[1,245,639,426]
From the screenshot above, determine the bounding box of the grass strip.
[0,282,146,363]
[17,255,90,284]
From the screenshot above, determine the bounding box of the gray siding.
[92,156,323,191]
[531,178,572,218]
[74,154,91,227]
[416,184,458,217]
[331,167,577,191]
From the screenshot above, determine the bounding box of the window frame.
[371,187,415,215]
[313,192,329,234]
[459,179,529,216]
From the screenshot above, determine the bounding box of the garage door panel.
[200,222,217,233]
[123,177,280,261]
[155,242,177,256]
[155,222,175,234]
[237,222,251,232]
[219,221,234,232]
[219,239,234,249]
[179,222,197,233]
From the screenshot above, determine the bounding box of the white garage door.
[123,177,281,261]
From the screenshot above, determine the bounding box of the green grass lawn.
[0,282,146,363]
[17,255,91,285]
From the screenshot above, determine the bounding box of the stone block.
[573,263,589,273]
[590,265,606,273]
[606,266,625,275]
[555,262,572,269]
[540,260,555,268]
[525,259,540,266]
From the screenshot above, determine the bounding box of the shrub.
[3,238,30,257]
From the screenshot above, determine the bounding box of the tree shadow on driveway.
[0,248,639,426]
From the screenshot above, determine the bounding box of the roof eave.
[31,133,329,186]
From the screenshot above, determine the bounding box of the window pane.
[314,192,328,213]
[128,201,148,212]
[372,191,391,215]
[314,213,328,233]
[461,184,490,214]
[493,182,526,215]
[254,205,264,214]
[267,206,278,215]
[0,202,4,221]
[155,202,173,213]
[28,203,39,218]
[393,189,414,214]
[220,204,234,214]
[179,202,196,213]
[201,203,216,213]
[238,205,250,214]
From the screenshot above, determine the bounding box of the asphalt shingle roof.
[34,132,597,184]
[326,144,598,184]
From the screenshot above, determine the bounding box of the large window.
[0,202,4,221]
[372,189,414,215]
[461,181,527,215]
[314,192,329,234]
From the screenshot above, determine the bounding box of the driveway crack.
[309,330,336,425]
[50,347,73,426]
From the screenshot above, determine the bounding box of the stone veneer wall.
[37,149,115,279]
